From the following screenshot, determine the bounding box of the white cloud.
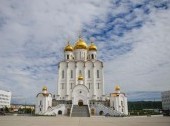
[0,0,111,103]
[104,8,170,93]
[0,0,170,103]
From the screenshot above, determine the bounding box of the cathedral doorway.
[78,100,83,106]
[58,110,62,115]
[72,84,89,105]
[99,111,104,115]
[67,108,70,115]
[91,108,95,115]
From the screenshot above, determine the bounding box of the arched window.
[40,100,42,105]
[97,70,99,78]
[97,83,100,89]
[67,55,69,59]
[70,83,73,89]
[79,70,82,74]
[62,83,64,89]
[88,70,90,78]
[92,54,94,59]
[71,70,73,78]
[99,111,104,115]
[121,101,123,106]
[62,70,64,78]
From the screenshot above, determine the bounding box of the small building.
[161,90,170,110]
[10,104,35,113]
[0,89,11,108]
[110,85,128,115]
[35,86,52,115]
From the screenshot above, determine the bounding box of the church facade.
[56,37,104,104]
[35,37,128,117]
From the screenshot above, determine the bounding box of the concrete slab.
[0,116,170,126]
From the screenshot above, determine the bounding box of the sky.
[0,0,170,104]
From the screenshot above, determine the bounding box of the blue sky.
[0,0,170,104]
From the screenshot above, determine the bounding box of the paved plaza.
[0,115,170,126]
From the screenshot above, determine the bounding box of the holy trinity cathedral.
[35,37,128,117]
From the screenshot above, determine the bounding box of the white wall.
[72,84,89,105]
[57,60,104,101]
[57,44,104,101]
[0,89,11,108]
[162,90,170,110]
[110,94,128,115]
[35,93,52,115]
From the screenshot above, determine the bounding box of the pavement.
[0,115,170,126]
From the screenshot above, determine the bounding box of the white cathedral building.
[35,37,128,117]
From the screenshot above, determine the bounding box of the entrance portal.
[58,110,62,115]
[78,100,83,106]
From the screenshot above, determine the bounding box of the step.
[71,105,90,117]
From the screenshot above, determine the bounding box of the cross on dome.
[64,41,74,52]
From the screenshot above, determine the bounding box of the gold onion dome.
[74,37,88,50]
[42,86,47,91]
[64,42,73,52]
[88,42,97,51]
[78,74,83,80]
[115,85,120,91]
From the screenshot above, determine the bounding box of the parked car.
[105,113,110,117]
[0,111,5,116]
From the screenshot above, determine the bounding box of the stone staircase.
[71,105,90,117]
[90,104,125,116]
[43,104,71,116]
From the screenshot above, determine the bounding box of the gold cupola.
[42,86,47,91]
[78,74,84,80]
[115,85,120,91]
[74,37,88,50]
[64,42,73,52]
[88,42,97,51]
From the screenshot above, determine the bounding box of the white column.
[124,97,128,115]
[115,97,119,112]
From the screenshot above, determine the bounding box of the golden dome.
[64,42,73,52]
[115,85,120,91]
[74,37,87,50]
[78,74,83,80]
[42,86,47,91]
[88,42,97,51]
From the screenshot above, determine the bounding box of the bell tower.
[64,41,74,60]
[88,42,97,60]
[73,37,88,61]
